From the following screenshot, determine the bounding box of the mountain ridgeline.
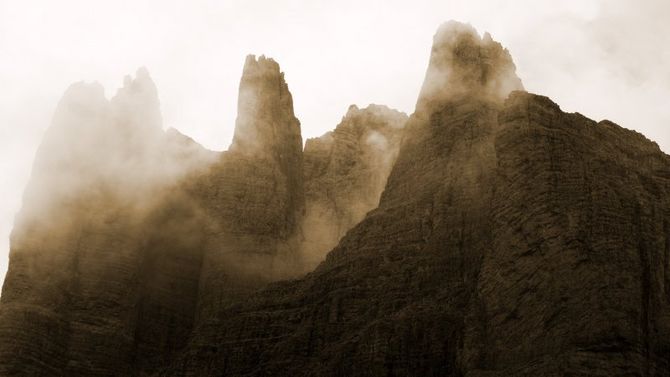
[1,21,669,376]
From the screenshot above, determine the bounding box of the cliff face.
[2,21,670,377]
[300,104,408,270]
[416,21,523,112]
[2,53,314,375]
[161,23,670,377]
[0,70,217,376]
[192,55,306,318]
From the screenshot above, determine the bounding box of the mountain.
[1,21,669,376]
[191,55,306,319]
[160,21,670,376]
[0,67,218,375]
[301,104,408,271]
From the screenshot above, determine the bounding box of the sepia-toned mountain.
[1,21,668,376]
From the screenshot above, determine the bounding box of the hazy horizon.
[1,0,669,287]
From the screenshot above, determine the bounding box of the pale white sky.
[1,0,668,286]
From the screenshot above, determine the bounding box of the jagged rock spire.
[230,54,302,158]
[416,21,524,111]
[226,54,305,238]
[111,67,163,138]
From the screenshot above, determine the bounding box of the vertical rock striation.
[465,92,670,375]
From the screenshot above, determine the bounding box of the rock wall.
[466,92,670,375]
[1,21,669,377]
[0,71,217,376]
[191,55,306,319]
[301,104,407,271]
[160,23,670,377]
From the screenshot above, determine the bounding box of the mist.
[16,70,216,226]
[2,0,669,286]
[300,104,407,271]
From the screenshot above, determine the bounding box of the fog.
[16,69,215,226]
[416,20,524,112]
[1,0,669,285]
[300,104,407,271]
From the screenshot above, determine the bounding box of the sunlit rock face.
[1,20,670,377]
[300,104,407,270]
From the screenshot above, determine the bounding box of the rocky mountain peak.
[300,104,408,270]
[416,21,524,111]
[3,21,669,377]
[342,103,408,126]
[231,54,302,158]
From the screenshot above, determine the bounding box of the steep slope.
[0,56,307,376]
[191,55,306,318]
[468,92,670,375]
[300,104,408,270]
[161,22,670,376]
[2,20,669,377]
[0,70,217,376]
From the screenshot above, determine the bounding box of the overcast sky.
[0,0,668,286]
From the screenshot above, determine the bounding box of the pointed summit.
[231,55,302,158]
[111,67,163,133]
[416,21,523,111]
[227,55,305,237]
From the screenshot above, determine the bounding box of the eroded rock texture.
[0,70,217,376]
[0,56,307,376]
[160,23,670,377]
[1,21,669,377]
[192,55,306,319]
[300,104,408,270]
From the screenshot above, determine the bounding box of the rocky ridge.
[0,51,406,375]
[159,22,670,376]
[0,69,216,375]
[0,21,669,377]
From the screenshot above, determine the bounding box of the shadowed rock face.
[0,53,316,375]
[2,21,670,377]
